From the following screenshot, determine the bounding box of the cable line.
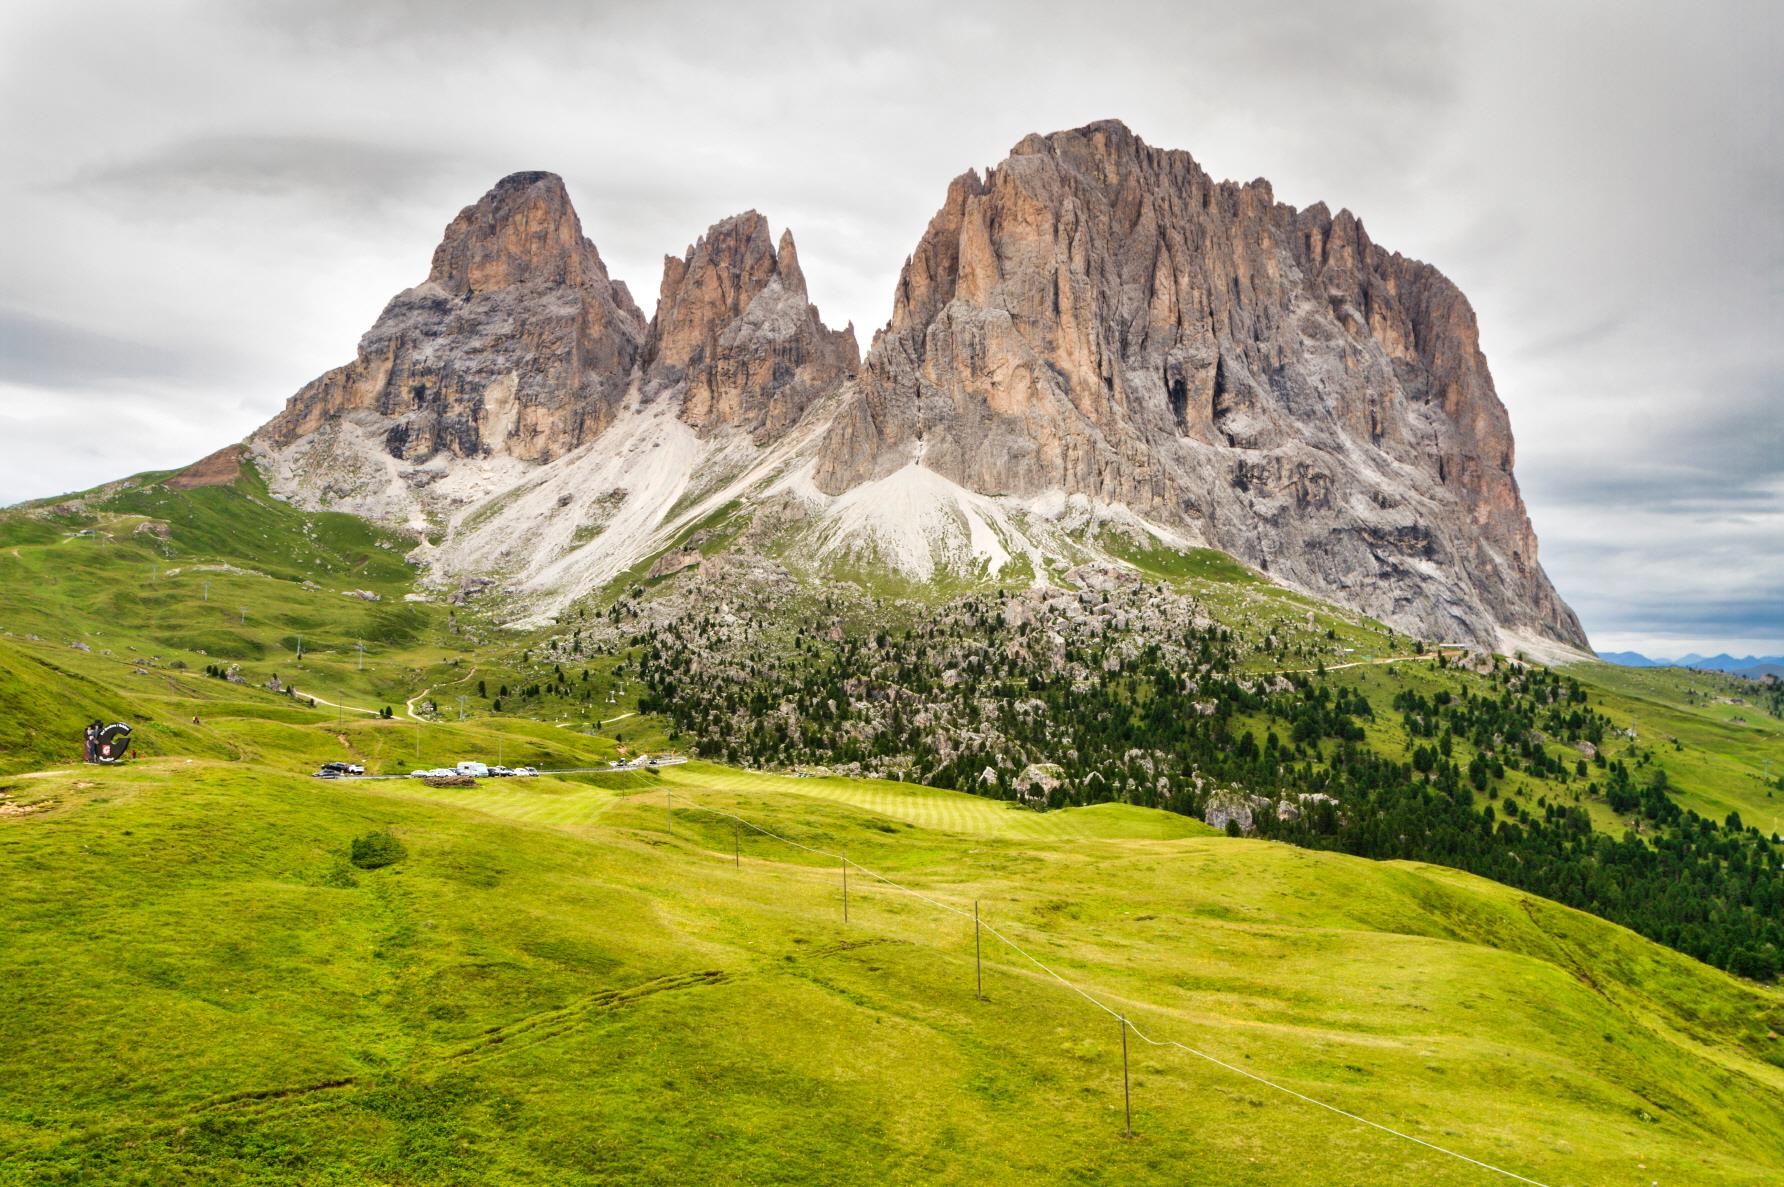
[672,797,1555,1187]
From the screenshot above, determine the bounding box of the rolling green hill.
[3,756,1782,1185]
[2,467,1781,1184]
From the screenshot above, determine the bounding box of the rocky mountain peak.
[244,128,1581,654]
[427,171,608,298]
[644,211,858,441]
[252,171,646,473]
[775,227,807,298]
[814,120,1584,650]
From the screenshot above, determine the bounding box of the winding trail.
[1266,653,1440,677]
[407,664,483,721]
[304,692,380,717]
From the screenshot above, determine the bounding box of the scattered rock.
[647,548,703,579]
[1203,790,1272,834]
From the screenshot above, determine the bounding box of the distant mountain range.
[1598,651,1784,678]
[238,120,1585,654]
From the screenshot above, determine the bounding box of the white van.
[455,761,490,778]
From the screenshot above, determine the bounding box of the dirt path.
[407,665,482,722]
[551,709,637,733]
[305,692,381,717]
[1263,653,1454,677]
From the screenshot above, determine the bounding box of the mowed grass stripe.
[656,764,1212,840]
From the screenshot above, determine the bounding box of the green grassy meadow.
[2,466,1782,1184]
[3,755,1783,1185]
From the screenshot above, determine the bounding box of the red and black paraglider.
[82,720,132,764]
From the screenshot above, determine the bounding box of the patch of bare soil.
[162,444,245,490]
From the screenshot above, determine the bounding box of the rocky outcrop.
[238,130,1583,651]
[254,171,646,465]
[812,121,1584,649]
[643,211,857,441]
[161,444,244,490]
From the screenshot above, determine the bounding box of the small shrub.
[350,829,406,870]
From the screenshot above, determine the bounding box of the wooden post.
[1120,1015,1132,1138]
[975,899,983,999]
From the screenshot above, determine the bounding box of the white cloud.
[0,0,1778,649]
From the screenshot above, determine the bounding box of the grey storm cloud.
[0,308,188,390]
[64,135,458,217]
[0,0,1779,653]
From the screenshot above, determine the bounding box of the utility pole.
[356,640,364,671]
[666,788,673,836]
[202,580,209,602]
[1120,1016,1132,1138]
[296,634,303,662]
[842,855,849,923]
[458,695,466,721]
[240,607,246,625]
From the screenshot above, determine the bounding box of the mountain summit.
[246,124,1585,653]
[257,172,648,469]
[642,211,858,442]
[815,121,1582,649]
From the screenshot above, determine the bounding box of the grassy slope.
[3,471,1783,1183]
[1571,662,1784,830]
[1,758,1781,1186]
[0,464,654,775]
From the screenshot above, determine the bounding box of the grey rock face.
[812,121,1585,649]
[255,171,647,464]
[643,211,858,442]
[243,129,1584,652]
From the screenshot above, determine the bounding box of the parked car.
[513,766,539,777]
[489,765,514,777]
[408,769,430,778]
[315,761,351,778]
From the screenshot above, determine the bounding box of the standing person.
[82,722,95,763]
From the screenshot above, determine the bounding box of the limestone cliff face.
[643,211,857,441]
[813,121,1584,649]
[243,135,1582,651]
[255,171,646,464]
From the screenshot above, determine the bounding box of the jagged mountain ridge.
[815,122,1582,650]
[245,122,1585,653]
[257,171,647,465]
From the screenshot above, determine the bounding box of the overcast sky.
[1,1,1778,656]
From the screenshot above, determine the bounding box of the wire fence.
[664,789,1555,1187]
